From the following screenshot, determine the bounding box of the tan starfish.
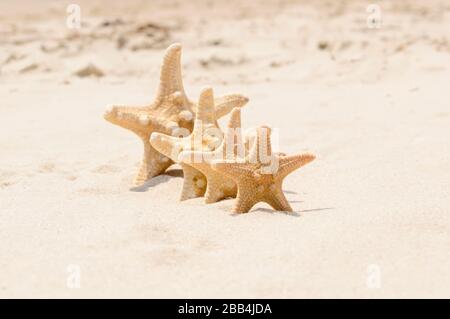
[103,43,248,186]
[212,126,316,213]
[178,107,246,203]
[150,87,227,201]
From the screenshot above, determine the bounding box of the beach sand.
[0,0,449,298]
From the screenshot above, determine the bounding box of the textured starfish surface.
[212,126,316,213]
[178,107,246,203]
[150,87,226,201]
[103,43,248,186]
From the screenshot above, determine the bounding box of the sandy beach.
[1,0,449,298]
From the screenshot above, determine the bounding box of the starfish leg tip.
[240,95,249,105]
[168,42,182,52]
[103,104,116,120]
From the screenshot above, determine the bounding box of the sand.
[0,0,449,298]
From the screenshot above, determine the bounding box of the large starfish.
[104,43,248,186]
[178,107,246,203]
[150,87,226,201]
[212,126,315,213]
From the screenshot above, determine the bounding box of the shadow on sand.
[236,206,335,217]
[130,169,183,192]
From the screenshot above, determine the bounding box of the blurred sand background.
[0,0,449,298]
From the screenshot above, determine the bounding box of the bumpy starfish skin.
[212,127,315,213]
[104,43,248,186]
[150,87,226,201]
[178,108,246,203]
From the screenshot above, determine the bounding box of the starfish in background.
[150,87,228,201]
[212,126,316,213]
[104,43,248,186]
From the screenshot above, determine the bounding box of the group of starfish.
[104,43,315,213]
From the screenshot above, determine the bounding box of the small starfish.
[150,87,227,201]
[212,126,316,213]
[178,107,246,203]
[104,43,248,186]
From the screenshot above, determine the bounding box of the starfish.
[212,126,316,213]
[244,127,286,157]
[178,107,246,203]
[103,43,248,186]
[150,87,227,201]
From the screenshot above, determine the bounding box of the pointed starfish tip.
[200,86,214,99]
[303,153,316,164]
[295,152,316,163]
[167,42,182,52]
[103,104,116,120]
[149,132,161,143]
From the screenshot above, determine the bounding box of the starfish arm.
[277,153,316,179]
[211,161,253,179]
[155,43,189,105]
[150,132,185,161]
[134,140,173,185]
[179,145,234,166]
[178,150,213,168]
[227,107,242,129]
[179,163,206,201]
[232,187,258,214]
[204,172,237,204]
[248,126,273,164]
[104,105,143,132]
[265,188,293,212]
[104,105,169,135]
[193,87,217,130]
[214,94,249,119]
[218,108,246,160]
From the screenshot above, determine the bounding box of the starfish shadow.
[130,169,183,192]
[283,190,298,195]
[249,207,302,217]
[297,207,335,213]
[248,206,335,216]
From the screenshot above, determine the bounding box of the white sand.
[1,0,449,298]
